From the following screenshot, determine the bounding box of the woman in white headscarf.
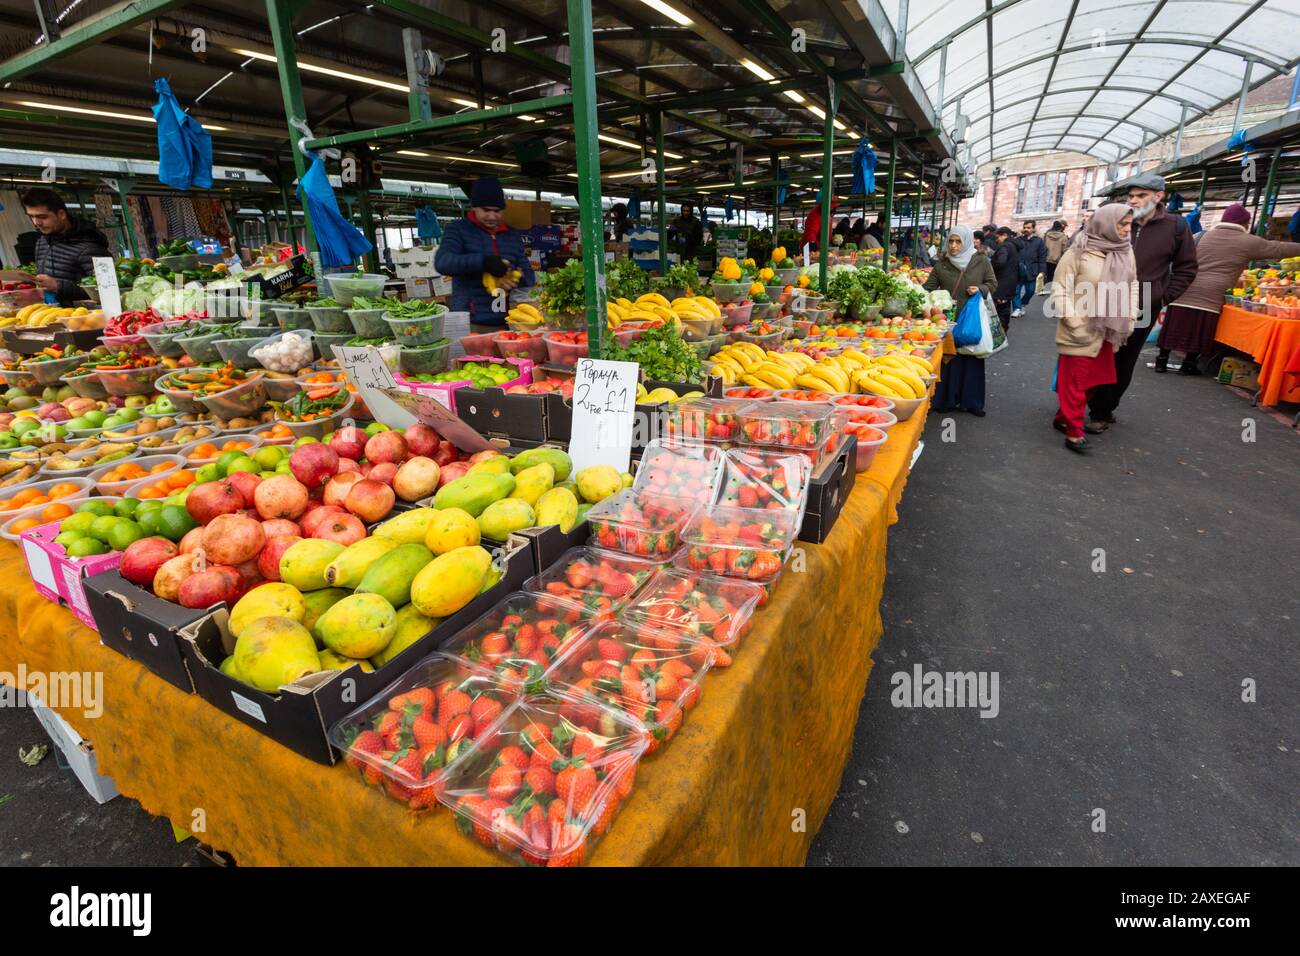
[924,225,998,416]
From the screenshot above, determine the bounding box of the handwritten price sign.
[569,358,639,473]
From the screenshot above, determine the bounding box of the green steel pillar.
[653,111,667,273]
[1256,148,1281,237]
[265,0,316,254]
[1197,169,1208,210]
[567,0,607,349]
[771,149,781,244]
[357,189,379,272]
[912,168,924,260]
[881,142,896,260]
[817,81,840,293]
[116,181,138,258]
[929,180,939,236]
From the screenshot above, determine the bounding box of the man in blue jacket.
[434,176,535,325]
[1011,220,1045,317]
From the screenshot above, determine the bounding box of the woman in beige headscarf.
[1050,204,1139,454]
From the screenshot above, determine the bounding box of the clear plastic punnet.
[737,399,839,449]
[713,447,813,515]
[632,438,722,503]
[670,547,778,606]
[437,690,649,866]
[584,490,698,557]
[545,618,714,755]
[619,568,764,667]
[663,396,750,444]
[439,591,601,692]
[679,505,800,585]
[328,652,521,812]
[522,547,663,617]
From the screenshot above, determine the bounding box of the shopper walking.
[924,225,998,416]
[1156,203,1300,374]
[990,226,1020,337]
[1012,221,1046,316]
[1086,173,1198,428]
[1043,219,1069,284]
[1051,204,1139,453]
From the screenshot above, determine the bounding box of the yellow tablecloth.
[0,395,932,866]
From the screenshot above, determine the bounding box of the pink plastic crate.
[19,521,121,631]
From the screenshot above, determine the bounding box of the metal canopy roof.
[1154,107,1300,203]
[904,0,1300,165]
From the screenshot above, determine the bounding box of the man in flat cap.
[1086,171,1198,430]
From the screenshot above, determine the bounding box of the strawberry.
[471,798,510,848]
[488,764,523,801]
[528,738,562,769]
[555,764,598,814]
[596,637,628,663]
[445,713,474,743]
[345,729,383,772]
[470,696,504,730]
[591,793,620,835]
[653,699,683,740]
[412,715,445,750]
[389,748,424,783]
[480,631,511,658]
[525,765,556,797]
[546,823,587,867]
[388,687,435,713]
[407,785,441,812]
[496,745,530,772]
[438,689,472,727]
[570,732,604,765]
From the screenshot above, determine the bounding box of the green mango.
[509,446,573,482]
[371,602,441,668]
[477,498,535,541]
[509,462,554,507]
[355,542,434,608]
[433,473,515,517]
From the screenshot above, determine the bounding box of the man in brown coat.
[1087,173,1198,428]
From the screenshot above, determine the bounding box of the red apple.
[177,565,243,609]
[403,423,440,457]
[328,425,367,462]
[393,456,440,502]
[367,462,398,487]
[438,461,471,487]
[344,479,395,523]
[336,457,360,474]
[254,474,309,520]
[290,442,340,489]
[257,534,301,582]
[311,512,366,546]
[433,440,459,466]
[179,526,206,554]
[153,554,198,602]
[300,505,345,538]
[185,480,244,525]
[323,471,364,507]
[201,514,266,566]
[121,537,178,587]
[365,430,408,465]
[260,518,301,539]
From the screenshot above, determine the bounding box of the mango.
[371,602,441,668]
[356,542,433,608]
[575,465,622,504]
[620,471,634,489]
[301,587,350,645]
[467,456,512,476]
[410,545,492,618]
[576,502,594,525]
[555,480,578,497]
[228,582,306,638]
[319,650,374,673]
[315,592,397,659]
[510,447,572,482]
[373,507,439,545]
[510,462,554,506]
[478,498,535,541]
[425,507,480,555]
[280,538,345,591]
[323,536,398,589]
[534,487,579,533]
[219,655,243,680]
[433,473,515,517]
[233,617,321,692]
[643,387,680,404]
[478,562,503,594]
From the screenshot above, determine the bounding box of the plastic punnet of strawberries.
[737,400,837,449]
[440,692,648,866]
[664,396,749,443]
[522,547,662,616]
[584,490,698,557]
[620,569,765,667]
[631,438,722,503]
[715,448,813,512]
[332,654,519,811]
[681,506,799,584]
[439,591,600,693]
[545,619,713,755]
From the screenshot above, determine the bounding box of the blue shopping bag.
[298,153,373,268]
[952,292,984,347]
[153,78,212,191]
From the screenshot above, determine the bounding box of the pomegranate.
[201,514,266,566]
[438,460,471,487]
[120,537,178,587]
[328,425,367,462]
[300,505,345,538]
[367,461,398,487]
[257,534,302,582]
[393,457,440,501]
[153,554,198,602]
[227,470,261,505]
[177,565,243,609]
[403,423,440,457]
[290,442,340,488]
[364,430,408,465]
[311,512,367,546]
[253,474,309,520]
[323,471,365,507]
[260,518,301,539]
[185,480,244,525]
[345,478,395,523]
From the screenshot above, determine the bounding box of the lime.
[158,504,197,542]
[294,435,319,447]
[60,512,99,536]
[275,460,293,475]
[83,409,107,427]
[89,515,122,542]
[136,507,164,537]
[66,536,110,557]
[77,499,114,517]
[225,456,259,474]
[106,520,145,551]
[364,422,389,436]
[253,446,284,470]
[216,450,245,474]
[113,497,141,519]
[54,530,85,549]
[195,462,221,484]
[116,407,141,423]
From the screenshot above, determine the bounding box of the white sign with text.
[333,346,414,429]
[569,358,639,473]
[91,257,121,318]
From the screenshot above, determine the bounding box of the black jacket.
[990,239,1021,299]
[1013,234,1046,280]
[1131,204,1198,316]
[33,219,110,305]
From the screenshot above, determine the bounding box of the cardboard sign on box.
[1217,356,1261,391]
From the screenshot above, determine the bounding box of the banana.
[740,373,770,388]
[871,370,920,399]
[796,371,837,393]
[637,293,670,308]
[754,362,795,388]
[695,297,721,318]
[853,370,901,398]
[813,363,849,392]
[711,364,736,383]
[616,297,634,310]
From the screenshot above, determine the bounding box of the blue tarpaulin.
[626,191,641,219]
[724,196,734,221]
[153,78,212,191]
[298,154,373,268]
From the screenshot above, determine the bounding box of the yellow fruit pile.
[606,292,699,334]
[709,343,814,389]
[717,257,743,281]
[794,350,931,399]
[0,304,104,329]
[505,301,544,327]
[482,269,523,293]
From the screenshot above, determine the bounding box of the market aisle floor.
[810,295,1300,866]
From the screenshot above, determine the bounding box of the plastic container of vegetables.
[383,309,446,345]
[137,319,196,358]
[177,435,264,465]
[397,339,451,376]
[679,505,801,585]
[720,300,754,325]
[100,331,146,351]
[61,369,109,400]
[213,336,267,370]
[313,331,353,362]
[491,330,547,363]
[195,373,267,420]
[19,353,82,385]
[94,364,168,397]
[154,369,211,414]
[175,324,240,363]
[273,393,354,440]
[0,477,96,524]
[585,490,699,558]
[543,331,590,368]
[249,329,317,373]
[324,273,386,306]
[711,282,747,303]
[260,373,303,402]
[844,422,888,471]
[306,304,352,333]
[272,305,312,331]
[346,307,390,338]
[459,331,499,357]
[39,443,143,480]
[678,315,714,341]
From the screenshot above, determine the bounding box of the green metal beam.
[304,95,573,151]
[567,0,606,351]
[818,81,839,294]
[1256,148,1281,237]
[0,0,194,84]
[639,75,826,113]
[882,141,897,256]
[771,149,781,239]
[653,111,667,273]
[265,0,316,255]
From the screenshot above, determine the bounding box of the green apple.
[116,406,142,421]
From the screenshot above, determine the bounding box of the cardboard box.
[798,435,856,543]
[1217,356,1260,391]
[178,535,534,764]
[19,522,122,631]
[504,200,551,230]
[456,387,549,443]
[82,570,210,693]
[26,691,119,804]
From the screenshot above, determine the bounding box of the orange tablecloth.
[1214,305,1300,406]
[0,409,932,866]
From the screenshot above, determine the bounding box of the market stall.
[1213,304,1300,407]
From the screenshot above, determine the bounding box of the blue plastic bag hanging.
[416,205,442,240]
[699,203,709,226]
[952,291,985,347]
[1185,207,1202,235]
[776,170,790,205]
[1166,192,1184,212]
[850,141,878,195]
[298,153,373,268]
[626,191,641,219]
[724,196,734,221]
[153,77,212,191]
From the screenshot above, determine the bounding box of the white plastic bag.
[957,294,994,357]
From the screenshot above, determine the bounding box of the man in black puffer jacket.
[22,188,110,306]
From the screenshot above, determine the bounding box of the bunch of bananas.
[606,292,686,334]
[0,304,101,329]
[482,268,523,293]
[668,295,719,324]
[709,342,814,389]
[807,350,932,399]
[505,301,544,327]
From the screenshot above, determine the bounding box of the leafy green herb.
[606,259,650,301]
[662,259,702,292]
[600,322,702,383]
[384,299,446,319]
[537,258,586,315]
[305,296,341,308]
[349,296,402,310]
[272,388,348,421]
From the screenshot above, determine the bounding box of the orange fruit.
[26,495,49,506]
[138,486,165,499]
[42,503,72,521]
[167,470,195,489]
[9,517,40,534]
[149,461,175,474]
[48,482,79,498]
[12,488,40,506]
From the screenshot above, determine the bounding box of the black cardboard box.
[799,434,856,543]
[82,570,211,693]
[178,534,534,764]
[456,387,548,443]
